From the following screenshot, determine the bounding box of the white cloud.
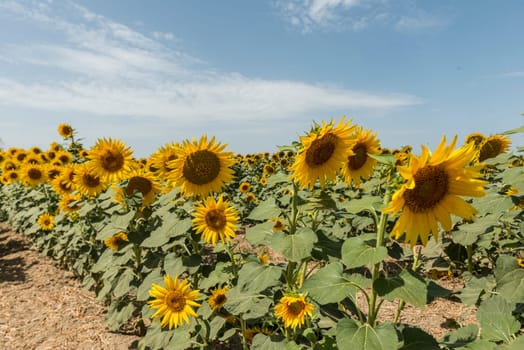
[152,31,176,41]
[499,71,524,78]
[395,11,449,32]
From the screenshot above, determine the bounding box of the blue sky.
[0,0,523,158]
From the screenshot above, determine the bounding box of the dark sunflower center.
[126,176,153,197]
[348,143,368,170]
[84,174,101,188]
[61,126,72,136]
[9,172,18,180]
[214,294,226,305]
[403,165,449,213]
[478,139,502,162]
[28,168,43,180]
[101,150,125,172]
[183,150,221,185]
[59,155,70,164]
[166,291,186,312]
[205,209,227,230]
[288,301,304,316]
[305,133,337,167]
[48,169,60,180]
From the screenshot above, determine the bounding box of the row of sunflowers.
[0,119,523,349]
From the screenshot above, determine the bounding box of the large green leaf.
[399,325,439,350]
[336,318,398,350]
[374,269,427,308]
[301,262,364,305]
[247,198,281,221]
[496,269,524,304]
[137,268,163,301]
[452,215,498,246]
[477,295,520,343]
[498,335,524,350]
[96,210,136,240]
[439,324,479,349]
[224,286,272,320]
[251,334,301,350]
[141,218,192,248]
[270,227,317,262]
[342,236,387,269]
[113,268,136,298]
[245,221,274,246]
[340,196,382,214]
[237,261,282,293]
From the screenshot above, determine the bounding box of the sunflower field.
[0,118,523,350]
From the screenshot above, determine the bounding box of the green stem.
[226,244,239,281]
[466,244,473,274]
[239,315,249,350]
[367,190,391,327]
[393,300,405,324]
[133,244,142,279]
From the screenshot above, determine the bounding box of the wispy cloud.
[0,0,420,124]
[498,71,524,78]
[275,0,450,33]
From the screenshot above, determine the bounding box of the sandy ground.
[0,224,140,350]
[1,223,478,349]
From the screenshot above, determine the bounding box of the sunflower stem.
[239,315,249,350]
[367,188,391,327]
[133,244,142,279]
[226,244,239,282]
[466,244,474,274]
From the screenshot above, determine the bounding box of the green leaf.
[247,198,281,221]
[265,171,291,187]
[453,215,498,246]
[503,125,524,135]
[399,325,439,350]
[458,275,495,306]
[341,236,387,269]
[96,210,136,240]
[477,295,520,343]
[270,227,318,262]
[301,262,360,305]
[439,324,479,348]
[498,335,524,350]
[336,318,398,350]
[368,153,396,166]
[113,268,136,298]
[374,269,427,308]
[460,339,498,350]
[496,269,524,304]
[141,218,192,248]
[340,196,382,214]
[237,261,282,293]
[245,221,274,246]
[137,268,163,301]
[251,334,301,350]
[224,287,272,320]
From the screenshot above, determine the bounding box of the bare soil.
[1,223,477,349]
[0,223,140,350]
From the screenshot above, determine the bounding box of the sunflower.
[341,127,381,186]
[4,170,20,184]
[263,164,275,176]
[148,275,201,329]
[20,164,47,187]
[113,169,162,207]
[104,232,129,251]
[46,164,63,180]
[57,123,74,139]
[274,294,314,330]
[88,138,135,183]
[37,213,55,231]
[290,117,356,189]
[2,160,18,172]
[168,135,235,198]
[465,132,486,147]
[259,176,267,185]
[239,182,251,193]
[383,136,487,247]
[51,166,76,195]
[74,163,107,198]
[207,286,228,312]
[148,143,179,180]
[245,192,256,203]
[192,195,239,245]
[56,150,73,165]
[258,252,269,265]
[477,134,511,162]
[58,193,83,213]
[270,218,286,232]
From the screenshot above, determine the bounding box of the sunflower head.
[37,213,55,231]
[383,136,487,246]
[148,275,201,329]
[114,169,162,207]
[59,193,83,213]
[74,163,108,198]
[104,232,129,251]
[20,164,47,187]
[207,286,228,312]
[192,195,239,245]
[290,117,356,189]
[88,138,135,183]
[239,182,251,193]
[168,135,235,198]
[274,294,314,330]
[465,132,486,147]
[477,134,511,162]
[57,123,74,139]
[270,217,286,232]
[341,127,381,186]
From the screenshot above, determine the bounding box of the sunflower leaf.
[374,269,427,308]
[336,318,398,350]
[270,227,318,262]
[247,198,282,221]
[477,295,520,343]
[341,236,387,269]
[237,261,282,293]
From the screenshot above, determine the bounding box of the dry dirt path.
[0,223,139,350]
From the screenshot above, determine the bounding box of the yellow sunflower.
[148,142,180,180]
[245,192,256,203]
[263,164,275,176]
[113,169,162,207]
[4,170,20,184]
[58,193,83,213]
[383,136,487,247]
[57,123,74,139]
[290,117,356,189]
[88,138,135,183]
[168,135,235,198]
[56,150,73,165]
[20,164,47,187]
[74,163,107,198]
[465,132,486,147]
[270,218,287,232]
[207,286,228,312]
[37,213,55,231]
[51,166,76,196]
[274,294,314,330]
[239,182,251,193]
[192,195,239,245]
[341,127,381,186]
[104,232,129,251]
[148,275,201,329]
[477,134,511,162]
